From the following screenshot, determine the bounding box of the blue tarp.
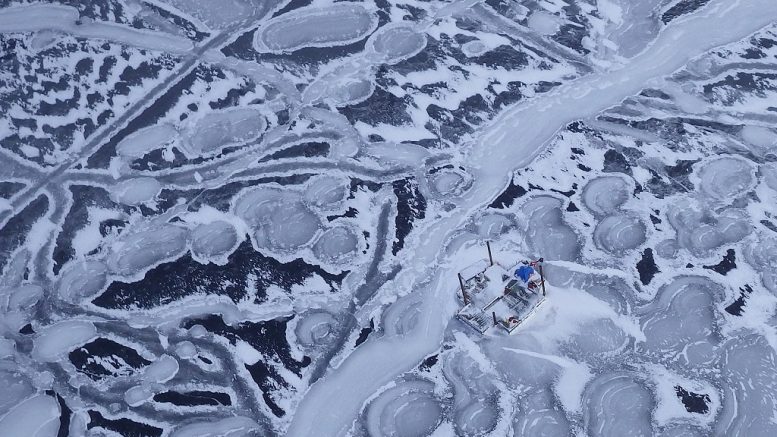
[515,265,534,282]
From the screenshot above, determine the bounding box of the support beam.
[492,311,497,326]
[486,241,494,266]
[458,273,469,305]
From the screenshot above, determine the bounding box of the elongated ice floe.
[32,320,97,362]
[183,107,266,156]
[365,23,427,64]
[253,2,378,54]
[107,224,188,276]
[109,178,162,206]
[0,3,193,53]
[169,416,261,437]
[56,260,108,303]
[116,123,178,159]
[190,220,239,261]
[0,395,60,437]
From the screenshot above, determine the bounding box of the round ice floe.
[252,200,322,253]
[235,186,324,253]
[365,380,443,437]
[32,320,97,362]
[428,167,472,198]
[295,311,337,348]
[366,23,427,64]
[109,177,161,205]
[593,214,647,254]
[695,156,755,202]
[583,373,654,437]
[303,175,349,212]
[640,277,721,363]
[461,40,488,57]
[57,260,108,302]
[107,224,188,276]
[116,123,176,158]
[582,176,631,216]
[174,341,197,359]
[124,385,154,407]
[528,11,561,35]
[233,186,284,228]
[655,239,678,259]
[740,125,777,157]
[254,3,378,54]
[144,354,179,384]
[0,394,60,437]
[667,201,751,256]
[184,107,265,155]
[523,196,581,261]
[313,225,359,265]
[455,402,498,436]
[191,220,238,260]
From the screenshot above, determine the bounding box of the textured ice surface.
[3,0,777,435]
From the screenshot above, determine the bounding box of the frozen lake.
[1,0,777,436]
